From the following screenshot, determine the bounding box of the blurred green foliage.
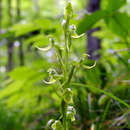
[0,0,130,129]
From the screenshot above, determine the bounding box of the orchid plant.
[38,1,96,129]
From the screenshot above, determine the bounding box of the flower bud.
[69,24,76,31]
[66,105,76,121]
[51,120,63,130]
[63,88,72,103]
[64,2,73,19]
[47,119,54,127]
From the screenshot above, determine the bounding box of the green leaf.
[101,0,126,12]
[77,10,108,34]
[72,83,130,108]
[105,12,130,39]
[0,31,14,40]
[0,81,25,99]
[25,34,49,46]
[11,23,39,37]
[77,0,127,34]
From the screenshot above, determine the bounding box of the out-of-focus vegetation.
[0,0,130,129]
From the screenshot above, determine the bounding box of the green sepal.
[71,33,85,39]
[69,24,85,39]
[47,68,57,77]
[79,54,96,69]
[47,119,55,127]
[37,45,51,52]
[51,120,63,130]
[43,78,56,85]
[98,95,109,106]
[82,61,96,69]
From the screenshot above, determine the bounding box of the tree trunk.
[0,0,2,33]
[32,0,39,17]
[7,42,14,71]
[7,0,14,71]
[19,40,24,66]
[16,0,20,20]
[8,0,12,24]
[87,0,101,60]
[16,0,24,66]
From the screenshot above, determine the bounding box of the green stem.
[64,31,68,78]
[99,100,111,129]
[61,1,73,129]
[64,18,70,80]
[62,16,71,130]
[61,100,68,130]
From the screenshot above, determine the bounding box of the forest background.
[0,0,130,129]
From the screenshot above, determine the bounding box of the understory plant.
[38,0,96,130]
[38,0,130,129]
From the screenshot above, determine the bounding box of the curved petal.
[72,33,85,39]
[37,45,51,52]
[83,61,96,69]
[43,78,56,85]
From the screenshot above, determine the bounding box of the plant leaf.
[105,12,130,39]
[77,10,108,34]
[101,0,126,12]
[71,83,130,108]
